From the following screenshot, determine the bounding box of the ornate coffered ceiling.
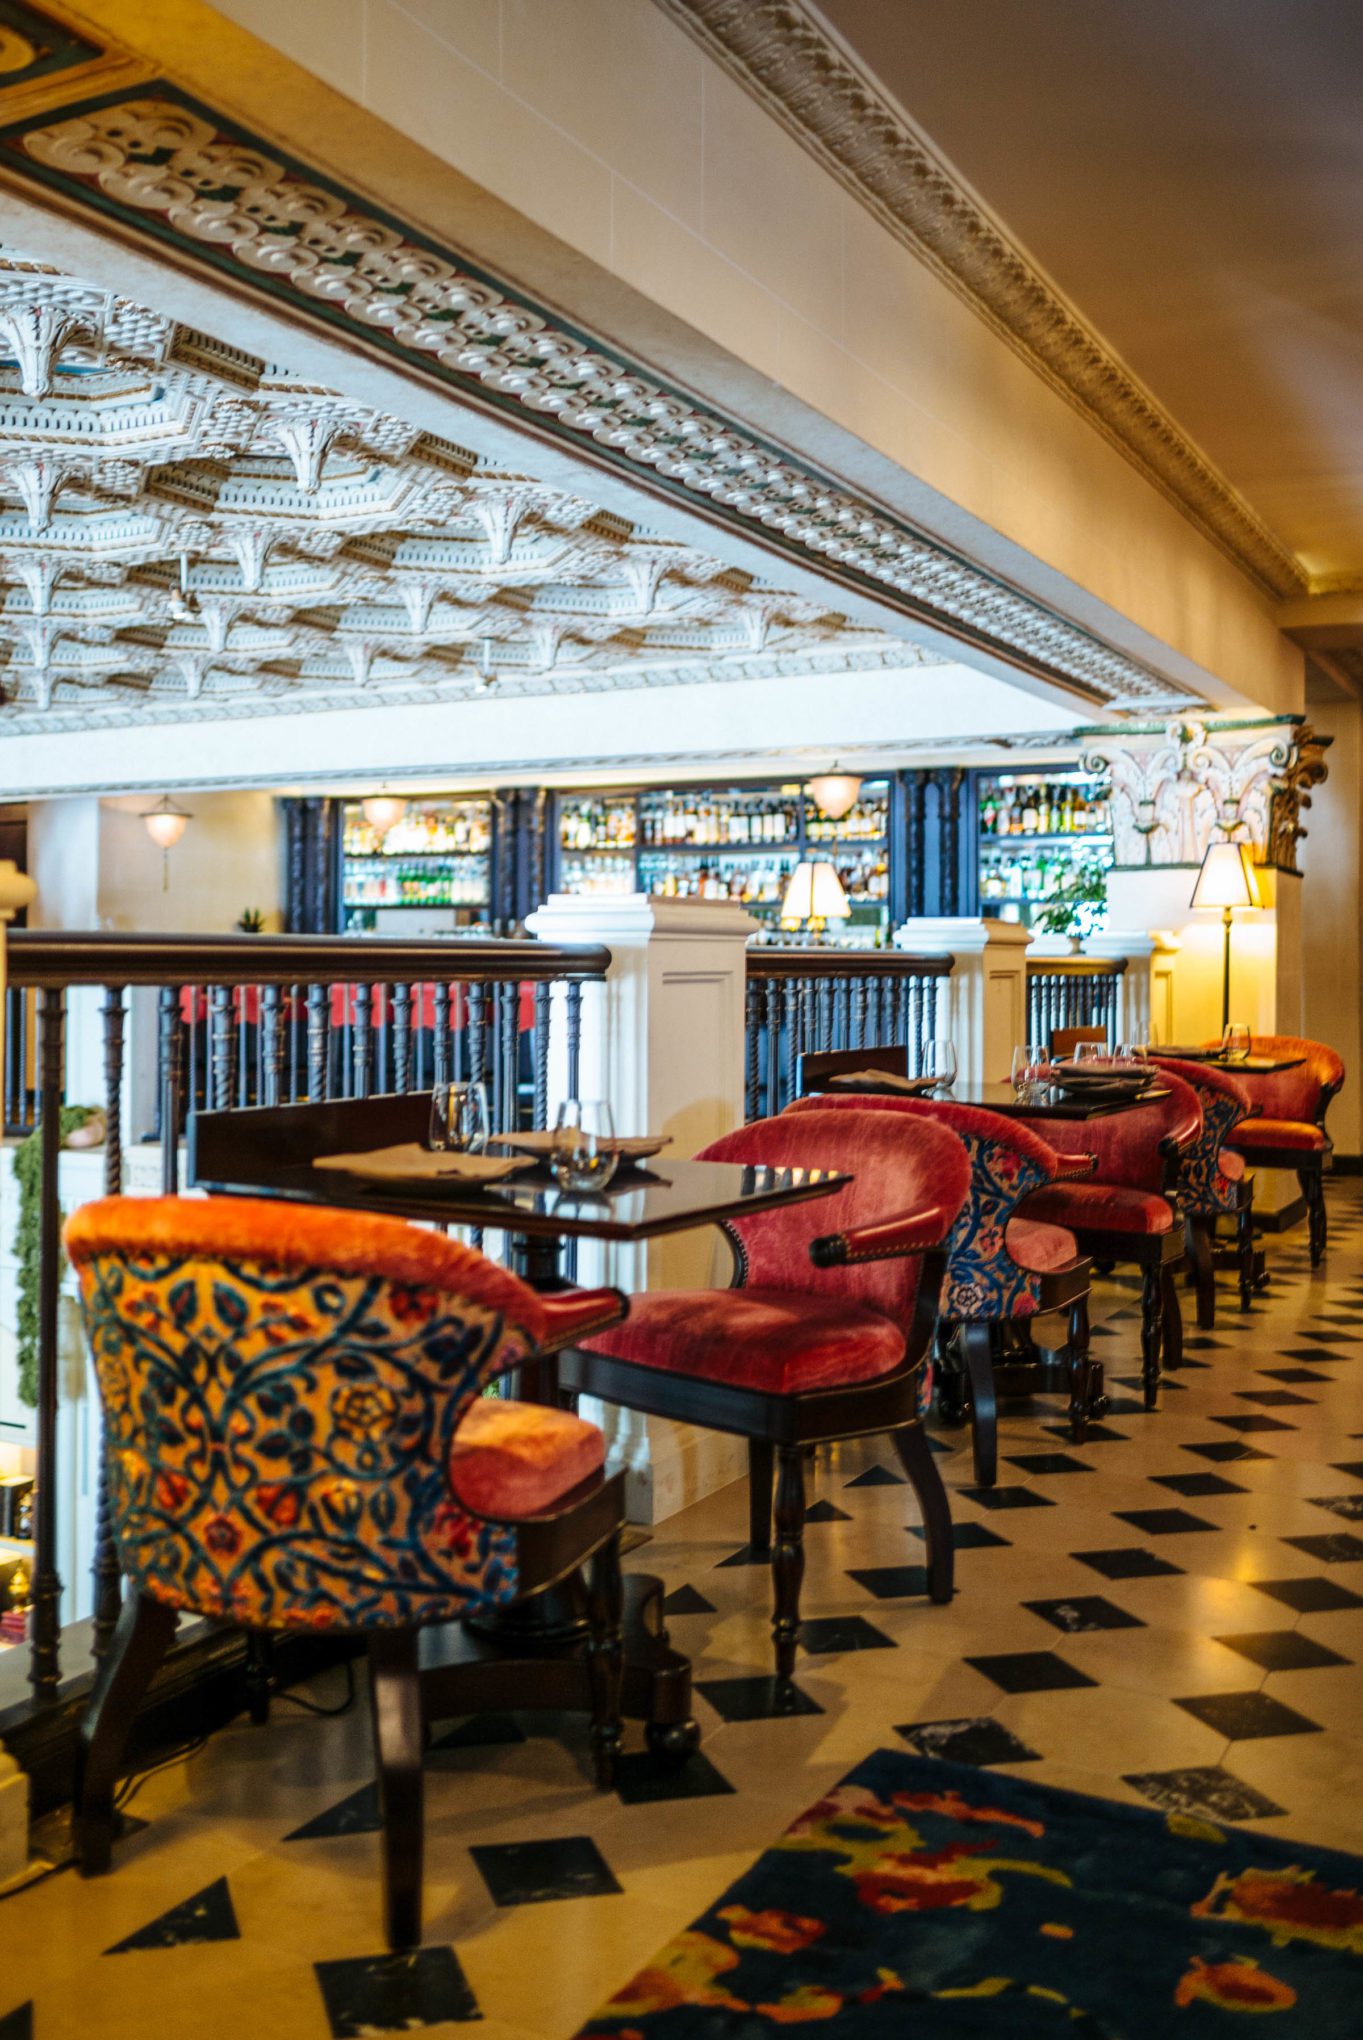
[0,249,934,731]
[0,0,1200,723]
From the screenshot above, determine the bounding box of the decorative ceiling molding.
[655,0,1307,603]
[0,5,1197,716]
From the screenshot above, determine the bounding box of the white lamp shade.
[781,858,851,924]
[1190,841,1259,912]
[361,795,406,833]
[807,770,862,820]
[141,798,190,851]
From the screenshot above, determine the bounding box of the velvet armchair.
[65,1194,628,1951]
[1150,1056,1255,1325]
[1218,1036,1346,1265]
[559,1109,971,1679]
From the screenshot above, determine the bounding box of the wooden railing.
[744,948,953,1118]
[1026,955,1127,1052]
[1,930,609,1733]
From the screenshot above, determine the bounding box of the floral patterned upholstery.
[786,1095,1080,1321]
[1152,1058,1250,1216]
[65,1196,618,1634]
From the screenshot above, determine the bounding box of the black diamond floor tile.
[908,1520,1011,1550]
[0,2006,31,2040]
[470,1836,622,1907]
[1284,1532,1363,1563]
[1235,1389,1315,1407]
[1308,1493,1363,1521]
[1150,1471,1247,1497]
[1332,1460,1363,1481]
[966,1650,1097,1694]
[1210,1413,1297,1433]
[1113,1508,1217,1535]
[1107,1391,1179,1411]
[844,1464,905,1488]
[661,1585,717,1616]
[715,1544,772,1569]
[1214,1630,1351,1672]
[1183,1439,1274,1464]
[1005,1453,1094,1475]
[799,1615,897,1655]
[613,1748,734,1805]
[803,1499,853,1523]
[285,1782,381,1841]
[314,1948,480,2037]
[1249,1575,1363,1613]
[105,1876,240,1955]
[846,1564,934,1600]
[1175,1690,1322,1740]
[1044,1422,1130,1444]
[1182,1337,1228,1351]
[1024,1595,1145,1633]
[1073,1547,1185,1580]
[925,1434,952,1455]
[1122,1765,1286,1823]
[1293,1329,1355,1344]
[694,1675,824,1722]
[1281,1348,1350,1364]
[428,1714,527,1754]
[894,1716,1041,1766]
[960,1485,1055,1511]
[1260,1367,1331,1383]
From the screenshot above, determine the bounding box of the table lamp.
[1190,840,1259,1031]
[781,859,850,940]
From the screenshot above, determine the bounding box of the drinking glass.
[1075,1040,1109,1064]
[924,1038,957,1093]
[1115,1042,1148,1064]
[428,1080,489,1154]
[1222,1023,1251,1063]
[1011,1043,1046,1099]
[550,1100,619,1192]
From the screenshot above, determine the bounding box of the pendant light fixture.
[140,795,192,890]
[361,793,406,835]
[807,764,862,820]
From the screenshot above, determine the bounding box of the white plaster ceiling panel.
[0,250,924,732]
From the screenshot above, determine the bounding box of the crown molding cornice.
[656,0,1308,603]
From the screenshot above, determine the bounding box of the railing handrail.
[1025,955,1127,977]
[7,930,611,988]
[746,948,953,980]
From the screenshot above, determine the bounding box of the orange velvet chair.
[66,1195,627,1951]
[1218,1036,1346,1265]
[559,1110,970,1678]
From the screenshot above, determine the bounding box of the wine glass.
[550,1100,619,1192]
[1222,1023,1251,1064]
[1115,1042,1148,1065]
[428,1080,488,1154]
[1011,1043,1045,1100]
[924,1038,957,1093]
[1075,1040,1109,1065]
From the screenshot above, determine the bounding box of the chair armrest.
[1051,1153,1099,1180]
[535,1286,629,1351]
[809,1202,957,1268]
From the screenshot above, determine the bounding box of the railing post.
[158,985,182,1193]
[31,985,65,1703]
[896,916,1030,1088]
[90,985,127,1662]
[307,982,329,1101]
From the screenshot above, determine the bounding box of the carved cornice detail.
[656,0,1306,601]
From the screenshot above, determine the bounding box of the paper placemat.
[489,1129,671,1159]
[313,1145,534,1183]
[826,1069,936,1095]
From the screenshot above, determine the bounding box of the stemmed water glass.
[1011,1043,1046,1100]
[428,1080,489,1154]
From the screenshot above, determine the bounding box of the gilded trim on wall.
[656,0,1307,602]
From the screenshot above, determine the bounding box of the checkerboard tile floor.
[6,1183,1363,2038]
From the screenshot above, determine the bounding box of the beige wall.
[1301,701,1361,1157]
[27,793,283,933]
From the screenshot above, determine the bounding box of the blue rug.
[577,1748,1363,2033]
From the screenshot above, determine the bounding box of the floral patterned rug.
[576,1749,1363,2034]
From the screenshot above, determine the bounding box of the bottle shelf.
[981,833,1113,851]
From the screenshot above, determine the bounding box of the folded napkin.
[489,1129,671,1159]
[826,1069,935,1095]
[313,1145,533,1183]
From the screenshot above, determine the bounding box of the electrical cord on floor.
[271,1658,357,1718]
[114,1731,209,1813]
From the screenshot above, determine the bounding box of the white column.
[895,916,1032,1085]
[525,894,756,1522]
[0,860,37,1088]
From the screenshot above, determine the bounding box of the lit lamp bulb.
[807,766,862,821]
[781,859,851,942]
[140,796,192,891]
[361,794,406,835]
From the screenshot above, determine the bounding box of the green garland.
[13,1105,94,1408]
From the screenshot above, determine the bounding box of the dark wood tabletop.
[187,1093,851,1242]
[1154,1050,1305,1073]
[815,1075,1168,1120]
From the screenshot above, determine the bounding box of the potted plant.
[1034,859,1107,949]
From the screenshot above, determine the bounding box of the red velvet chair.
[66,1195,627,1951]
[1218,1036,1346,1266]
[1014,1068,1201,1403]
[1150,1056,1255,1326]
[788,1094,1093,1485]
[559,1111,970,1678]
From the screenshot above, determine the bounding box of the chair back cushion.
[1014,1067,1202,1193]
[1151,1057,1249,1214]
[65,1196,550,1633]
[1211,1036,1346,1123]
[697,1111,969,1331]
[788,1093,1067,1319]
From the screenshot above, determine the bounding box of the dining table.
[188,1090,851,1758]
[823,1076,1171,1120]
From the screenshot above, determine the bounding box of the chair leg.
[771,1444,806,1681]
[1140,1263,1163,1406]
[1188,1216,1216,1332]
[76,1588,178,1876]
[893,1422,954,1604]
[585,1535,624,1790]
[368,1628,424,1953]
[1067,1291,1092,1444]
[1237,1199,1255,1310]
[960,1321,997,1486]
[244,1633,273,1725]
[1162,1261,1184,1374]
[747,1439,774,1557]
[1299,1164,1328,1266]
